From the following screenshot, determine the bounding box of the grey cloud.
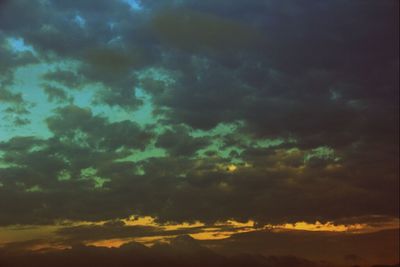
[0,0,397,235]
[42,70,85,89]
[42,85,72,103]
[0,236,336,267]
[0,132,397,225]
[155,125,210,157]
[207,229,400,266]
[0,90,24,105]
[150,9,263,54]
[1,0,155,111]
[0,105,154,225]
[0,231,398,266]
[46,105,152,151]
[55,222,215,244]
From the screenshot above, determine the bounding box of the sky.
[0,0,399,266]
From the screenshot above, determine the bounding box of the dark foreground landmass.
[0,235,398,267]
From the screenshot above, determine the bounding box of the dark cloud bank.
[0,0,399,265]
[0,230,399,267]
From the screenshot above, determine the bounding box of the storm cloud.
[0,0,398,264]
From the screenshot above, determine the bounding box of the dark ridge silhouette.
[0,235,397,267]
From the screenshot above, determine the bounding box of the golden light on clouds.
[1,216,398,251]
[226,164,238,172]
[275,221,364,232]
[123,216,157,226]
[215,163,239,172]
[86,238,136,248]
[189,226,252,240]
[0,225,59,246]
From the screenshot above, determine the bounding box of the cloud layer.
[0,0,398,253]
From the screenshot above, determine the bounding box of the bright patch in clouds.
[73,15,86,28]
[121,0,143,11]
[6,37,35,54]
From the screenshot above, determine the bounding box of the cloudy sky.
[0,0,399,266]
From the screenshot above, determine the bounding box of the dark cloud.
[0,105,154,225]
[0,236,341,267]
[207,229,400,266]
[80,45,156,110]
[0,136,43,151]
[46,105,152,151]
[140,0,399,150]
[54,222,210,244]
[0,57,37,89]
[41,70,85,89]
[0,232,398,267]
[0,89,32,127]
[0,90,24,105]
[56,224,159,243]
[144,58,250,129]
[155,125,210,157]
[0,2,397,262]
[42,85,72,103]
[0,129,397,225]
[0,0,156,111]
[150,9,262,54]
[0,36,37,127]
[0,33,31,103]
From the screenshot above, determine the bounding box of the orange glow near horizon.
[86,238,136,248]
[274,221,364,232]
[1,216,398,250]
